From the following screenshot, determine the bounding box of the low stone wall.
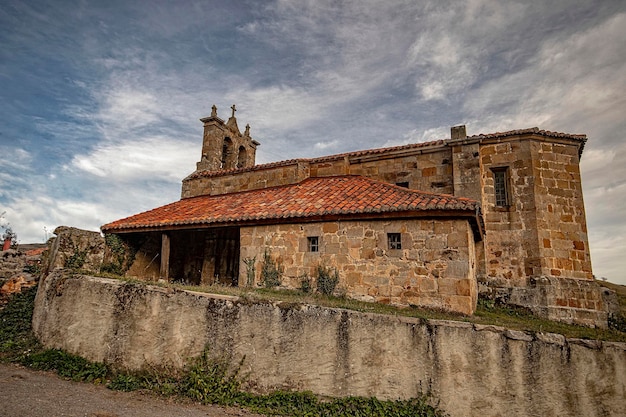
[42,226,105,275]
[33,272,626,417]
[481,276,612,328]
[0,250,27,280]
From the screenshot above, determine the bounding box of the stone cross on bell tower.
[195,104,260,173]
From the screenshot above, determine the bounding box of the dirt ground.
[0,363,265,417]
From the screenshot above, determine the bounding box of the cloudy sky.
[1,0,625,284]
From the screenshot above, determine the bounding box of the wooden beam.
[160,232,170,281]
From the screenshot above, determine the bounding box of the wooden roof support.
[160,232,170,282]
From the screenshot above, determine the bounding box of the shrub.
[179,349,244,405]
[608,313,626,333]
[260,250,282,288]
[101,234,136,276]
[243,256,256,287]
[299,273,313,294]
[316,264,339,296]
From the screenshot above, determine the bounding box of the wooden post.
[160,233,170,281]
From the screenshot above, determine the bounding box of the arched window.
[237,146,247,169]
[221,138,233,169]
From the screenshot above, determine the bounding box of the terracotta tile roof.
[102,175,481,234]
[186,127,586,180]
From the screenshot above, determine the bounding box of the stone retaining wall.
[33,272,626,417]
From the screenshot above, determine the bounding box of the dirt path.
[0,363,264,417]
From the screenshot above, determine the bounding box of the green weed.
[21,349,108,382]
[316,264,339,296]
[0,287,40,361]
[179,349,243,405]
[260,250,283,288]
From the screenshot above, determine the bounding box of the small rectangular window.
[396,182,409,188]
[307,236,319,252]
[388,233,402,250]
[492,168,509,207]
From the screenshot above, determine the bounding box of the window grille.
[388,233,402,250]
[307,236,319,252]
[493,168,509,207]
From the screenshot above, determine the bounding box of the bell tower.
[196,104,260,172]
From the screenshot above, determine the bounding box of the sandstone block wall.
[531,141,592,279]
[183,147,455,199]
[33,273,626,417]
[503,276,610,327]
[316,150,454,195]
[240,219,477,315]
[480,139,539,286]
[182,161,310,198]
[479,138,592,285]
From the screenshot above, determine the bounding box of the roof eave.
[102,208,483,241]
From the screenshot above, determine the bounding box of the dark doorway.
[169,228,240,286]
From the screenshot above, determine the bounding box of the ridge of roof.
[187,127,586,180]
[184,158,309,180]
[102,175,481,234]
[468,127,587,140]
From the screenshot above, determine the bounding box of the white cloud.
[314,140,338,151]
[70,136,197,182]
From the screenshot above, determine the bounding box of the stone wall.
[480,139,539,286]
[318,149,454,195]
[33,273,626,417]
[183,147,455,199]
[42,226,105,275]
[484,276,611,328]
[478,138,592,285]
[240,219,477,315]
[182,160,310,198]
[531,141,592,279]
[0,250,27,280]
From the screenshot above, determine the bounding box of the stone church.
[101,105,608,326]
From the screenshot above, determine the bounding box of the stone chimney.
[2,237,11,251]
[451,125,467,140]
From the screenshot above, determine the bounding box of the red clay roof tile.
[101,175,480,233]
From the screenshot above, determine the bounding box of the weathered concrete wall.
[33,273,626,417]
[240,219,477,315]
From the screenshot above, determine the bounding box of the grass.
[0,286,447,417]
